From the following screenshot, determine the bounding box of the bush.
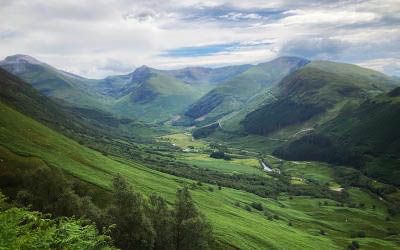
[347,241,360,250]
[250,202,263,211]
[245,205,252,212]
[209,151,231,160]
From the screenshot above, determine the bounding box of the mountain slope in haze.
[180,56,310,125]
[242,60,397,136]
[274,87,400,186]
[165,64,252,85]
[0,54,109,109]
[110,66,210,122]
[0,55,225,123]
[0,67,162,141]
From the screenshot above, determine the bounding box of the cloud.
[0,0,398,78]
[280,38,349,59]
[358,58,400,76]
[98,58,135,73]
[160,40,272,57]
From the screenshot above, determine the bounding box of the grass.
[1,101,400,249]
[158,133,208,149]
[177,153,263,175]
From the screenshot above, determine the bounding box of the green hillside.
[0,54,110,109]
[181,57,309,125]
[166,65,252,85]
[242,61,396,136]
[0,67,163,142]
[275,87,400,186]
[111,66,209,122]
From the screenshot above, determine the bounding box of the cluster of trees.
[192,123,219,139]
[105,176,214,250]
[274,134,364,168]
[0,159,214,250]
[242,99,325,136]
[209,151,231,160]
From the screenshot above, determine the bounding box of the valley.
[1,55,400,250]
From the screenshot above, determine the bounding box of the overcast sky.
[0,0,399,78]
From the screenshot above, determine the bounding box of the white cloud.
[0,0,398,78]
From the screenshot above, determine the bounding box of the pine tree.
[174,187,213,250]
[108,175,155,250]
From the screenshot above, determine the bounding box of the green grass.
[158,133,208,149]
[1,101,400,249]
[178,153,263,175]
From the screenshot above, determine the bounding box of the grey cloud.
[98,58,135,73]
[279,38,349,59]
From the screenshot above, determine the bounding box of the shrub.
[347,241,360,249]
[250,202,263,211]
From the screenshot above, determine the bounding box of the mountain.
[179,56,310,126]
[0,67,161,141]
[109,66,210,122]
[242,60,397,136]
[274,87,400,185]
[0,54,109,109]
[0,55,237,123]
[165,64,252,85]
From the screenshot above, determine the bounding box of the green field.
[178,153,263,175]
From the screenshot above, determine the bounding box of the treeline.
[242,99,325,136]
[0,161,214,249]
[274,134,364,168]
[192,123,219,139]
[105,176,214,250]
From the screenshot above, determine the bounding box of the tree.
[107,175,155,250]
[148,194,175,250]
[174,187,213,250]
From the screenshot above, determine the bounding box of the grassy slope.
[183,57,309,124]
[0,62,112,110]
[242,61,396,137]
[1,102,400,249]
[275,88,400,185]
[112,71,209,122]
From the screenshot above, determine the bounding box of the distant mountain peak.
[2,54,44,65]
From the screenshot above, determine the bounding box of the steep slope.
[111,66,209,122]
[166,64,252,85]
[274,87,400,185]
[180,56,309,125]
[242,61,397,136]
[0,55,109,109]
[0,55,209,122]
[0,67,161,141]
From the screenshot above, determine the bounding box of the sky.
[0,0,399,78]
